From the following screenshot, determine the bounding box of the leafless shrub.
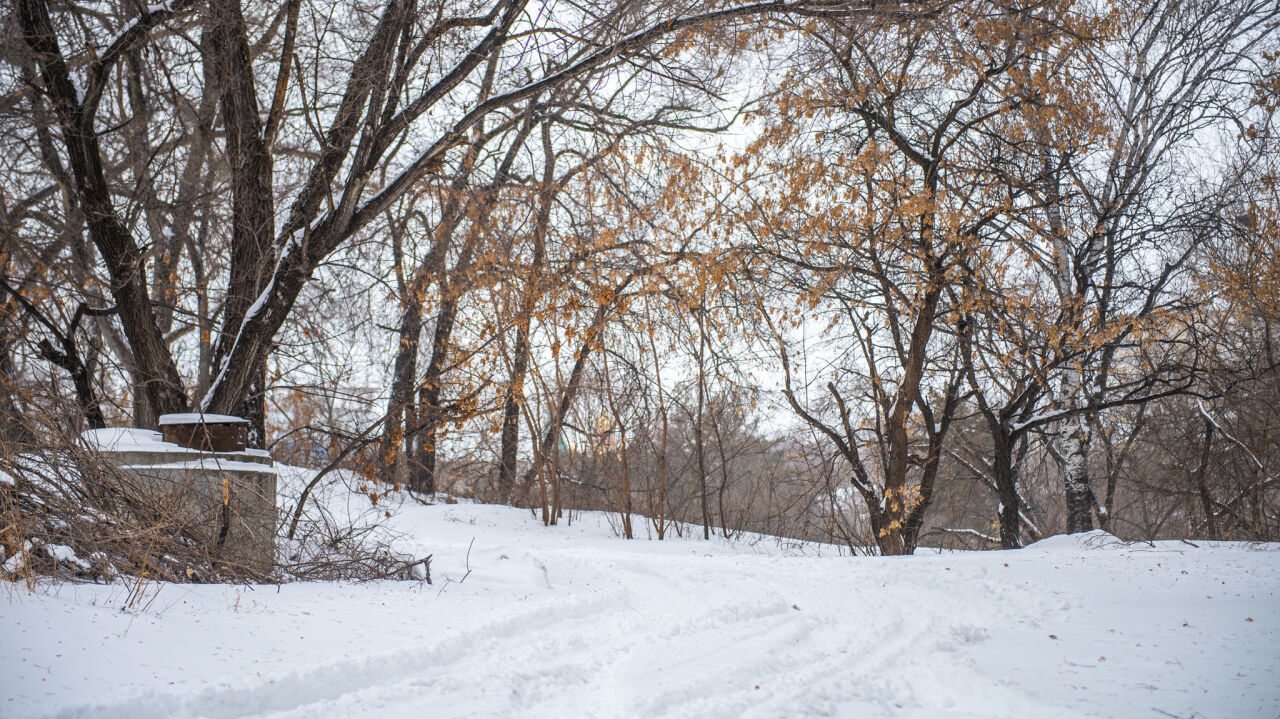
[1,433,430,587]
[277,464,431,582]
[1,444,270,585]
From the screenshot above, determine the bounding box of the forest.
[2,0,1278,571]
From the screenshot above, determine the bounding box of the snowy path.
[4,501,1279,719]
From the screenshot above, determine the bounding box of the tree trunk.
[990,427,1023,549]
[381,296,422,485]
[1062,415,1095,533]
[409,384,432,493]
[877,275,943,556]
[1193,417,1218,537]
[19,0,188,420]
[522,287,626,521]
[496,350,527,501]
[206,0,277,437]
[0,294,36,446]
[240,365,267,449]
[411,288,459,495]
[526,331,595,525]
[404,273,454,496]
[695,311,710,540]
[497,121,555,503]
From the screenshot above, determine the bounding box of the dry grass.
[1,437,429,587]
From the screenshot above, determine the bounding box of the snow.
[79,429,264,465]
[157,413,248,426]
[120,458,277,475]
[2,473,1278,719]
[1023,529,1126,552]
[42,544,91,572]
[1,541,32,575]
[79,427,184,452]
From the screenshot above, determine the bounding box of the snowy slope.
[3,478,1278,719]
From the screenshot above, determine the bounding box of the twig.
[436,537,475,598]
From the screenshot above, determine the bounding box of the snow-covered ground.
[3,469,1278,719]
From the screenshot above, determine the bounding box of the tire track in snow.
[38,587,631,719]
[627,557,1053,719]
[251,571,810,718]
[236,555,816,718]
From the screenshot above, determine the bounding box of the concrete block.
[84,429,277,574]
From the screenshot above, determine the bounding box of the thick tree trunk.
[206,0,277,437]
[410,385,432,492]
[406,187,497,495]
[959,319,1026,550]
[877,273,943,556]
[200,0,414,417]
[990,427,1023,549]
[19,0,188,420]
[207,0,274,336]
[1062,415,1095,533]
[386,188,469,487]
